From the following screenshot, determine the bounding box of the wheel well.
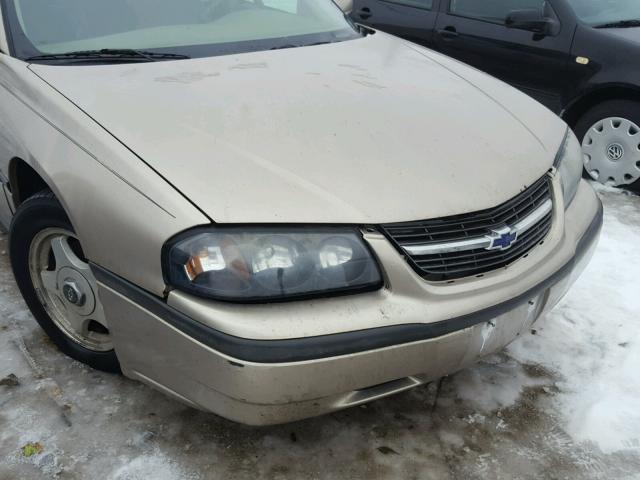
[9,159,51,207]
[563,86,640,128]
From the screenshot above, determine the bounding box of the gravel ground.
[0,185,639,480]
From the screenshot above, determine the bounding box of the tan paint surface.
[31,32,567,224]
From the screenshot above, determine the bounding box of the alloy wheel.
[28,228,112,352]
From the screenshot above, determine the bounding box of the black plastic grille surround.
[381,176,553,281]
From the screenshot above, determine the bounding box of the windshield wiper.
[26,48,190,63]
[270,44,300,50]
[270,41,332,51]
[594,19,640,29]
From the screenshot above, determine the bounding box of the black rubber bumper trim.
[92,201,603,364]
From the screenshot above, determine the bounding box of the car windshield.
[566,0,640,27]
[2,0,359,61]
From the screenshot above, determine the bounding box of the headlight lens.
[555,128,583,208]
[164,228,383,302]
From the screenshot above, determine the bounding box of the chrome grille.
[381,176,553,281]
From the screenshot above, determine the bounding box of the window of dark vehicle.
[449,0,546,24]
[566,0,640,26]
[385,0,433,10]
[2,0,360,60]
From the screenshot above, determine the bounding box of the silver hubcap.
[28,228,112,352]
[582,117,640,186]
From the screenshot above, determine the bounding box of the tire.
[574,99,640,193]
[9,190,120,373]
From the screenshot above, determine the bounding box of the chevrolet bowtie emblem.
[486,226,518,251]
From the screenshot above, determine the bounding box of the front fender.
[0,55,208,295]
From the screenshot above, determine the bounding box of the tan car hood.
[30,32,566,224]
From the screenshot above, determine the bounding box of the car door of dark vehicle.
[351,0,440,47]
[433,0,575,112]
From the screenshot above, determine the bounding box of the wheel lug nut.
[62,281,85,306]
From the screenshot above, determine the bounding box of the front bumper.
[95,180,602,425]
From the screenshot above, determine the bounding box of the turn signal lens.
[184,246,226,280]
[555,128,583,208]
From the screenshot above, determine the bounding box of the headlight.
[554,128,583,208]
[163,227,383,302]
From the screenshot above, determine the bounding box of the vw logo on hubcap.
[606,143,624,161]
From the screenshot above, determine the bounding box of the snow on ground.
[510,184,640,455]
[0,184,639,480]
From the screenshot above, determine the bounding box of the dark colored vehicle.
[351,0,640,191]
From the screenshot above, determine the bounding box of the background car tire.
[574,99,640,193]
[9,190,120,373]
